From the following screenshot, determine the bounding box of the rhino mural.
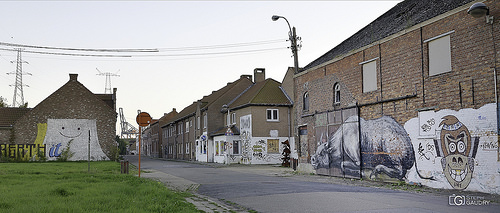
[312,116,430,180]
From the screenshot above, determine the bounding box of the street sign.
[136,112,152,127]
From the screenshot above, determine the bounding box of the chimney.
[254,68,265,83]
[69,73,78,81]
[240,75,252,80]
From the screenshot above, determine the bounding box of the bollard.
[292,158,297,171]
[120,160,129,174]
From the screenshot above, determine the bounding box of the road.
[124,156,498,213]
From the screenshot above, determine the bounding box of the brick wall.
[294,0,500,193]
[13,75,117,159]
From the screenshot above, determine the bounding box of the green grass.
[0,161,199,212]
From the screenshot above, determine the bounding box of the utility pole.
[7,48,31,107]
[96,68,120,94]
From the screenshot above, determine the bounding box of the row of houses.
[140,0,500,195]
[141,68,295,165]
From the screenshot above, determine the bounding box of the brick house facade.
[4,74,117,161]
[294,0,499,194]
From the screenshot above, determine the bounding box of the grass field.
[0,161,199,212]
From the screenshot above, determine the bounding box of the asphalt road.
[124,156,498,213]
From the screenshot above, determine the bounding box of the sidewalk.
[138,160,500,212]
[140,169,247,213]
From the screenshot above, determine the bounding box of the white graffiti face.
[58,124,83,138]
[43,119,108,161]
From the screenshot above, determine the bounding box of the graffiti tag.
[421,118,435,132]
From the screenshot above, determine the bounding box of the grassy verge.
[0,161,199,212]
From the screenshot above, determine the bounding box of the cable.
[0,48,132,57]
[157,39,286,51]
[0,41,158,52]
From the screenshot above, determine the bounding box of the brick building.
[294,0,499,194]
[1,74,117,161]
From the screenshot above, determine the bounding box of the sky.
[0,0,401,132]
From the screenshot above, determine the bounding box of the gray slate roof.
[303,0,474,71]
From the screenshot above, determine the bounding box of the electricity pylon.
[96,68,120,94]
[7,48,31,107]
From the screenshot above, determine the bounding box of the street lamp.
[272,15,300,74]
[467,2,494,24]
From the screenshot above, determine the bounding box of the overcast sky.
[0,1,401,129]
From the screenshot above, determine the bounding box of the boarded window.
[429,35,452,76]
[362,60,377,93]
[267,139,279,153]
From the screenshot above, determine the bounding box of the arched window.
[334,83,340,104]
[303,92,309,111]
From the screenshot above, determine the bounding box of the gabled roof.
[228,78,292,110]
[163,76,254,127]
[0,107,32,127]
[199,76,254,111]
[158,108,178,127]
[20,74,116,120]
[303,0,474,71]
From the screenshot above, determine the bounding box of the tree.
[0,96,7,107]
[115,136,128,155]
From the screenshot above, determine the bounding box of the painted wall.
[311,103,500,194]
[406,103,499,194]
[42,119,108,161]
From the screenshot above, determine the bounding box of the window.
[231,113,236,125]
[362,60,377,93]
[186,143,189,154]
[428,34,452,76]
[267,109,279,121]
[334,83,340,104]
[303,92,309,111]
[197,116,200,130]
[215,141,220,155]
[233,140,240,155]
[185,122,189,133]
[267,139,279,153]
[203,114,207,129]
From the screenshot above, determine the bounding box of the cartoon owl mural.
[434,115,479,190]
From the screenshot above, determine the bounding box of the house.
[213,68,294,164]
[158,69,294,165]
[1,74,117,161]
[160,74,254,162]
[294,0,499,194]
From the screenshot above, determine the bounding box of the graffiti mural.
[240,115,252,164]
[1,123,47,160]
[312,114,431,181]
[406,103,499,194]
[434,115,479,189]
[43,119,108,161]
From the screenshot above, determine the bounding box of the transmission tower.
[7,48,31,107]
[119,107,138,138]
[96,68,120,94]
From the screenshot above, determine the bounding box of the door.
[313,107,361,179]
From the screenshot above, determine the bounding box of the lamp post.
[272,15,300,74]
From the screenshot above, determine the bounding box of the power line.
[0,41,158,52]
[0,48,132,57]
[157,39,285,51]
